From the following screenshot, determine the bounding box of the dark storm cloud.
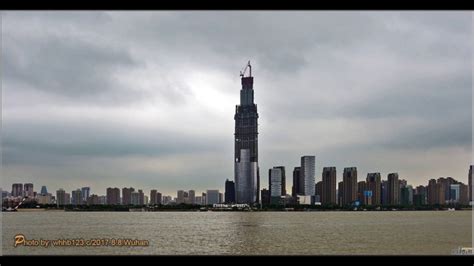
[1,11,471,194]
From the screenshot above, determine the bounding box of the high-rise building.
[156,192,162,205]
[64,193,71,205]
[81,187,90,203]
[301,156,316,196]
[436,178,446,205]
[274,166,286,196]
[219,193,223,204]
[138,189,145,205]
[315,181,323,203]
[357,181,366,205]
[269,167,284,198]
[177,190,185,204]
[225,179,236,203]
[469,165,473,202]
[150,189,158,205]
[188,190,196,205]
[234,62,259,204]
[449,184,460,204]
[337,181,343,206]
[366,173,381,206]
[292,167,303,197]
[24,183,34,198]
[106,187,120,205]
[202,193,207,206]
[342,167,357,206]
[122,187,134,205]
[459,183,469,205]
[444,177,456,204]
[414,185,427,206]
[427,179,437,205]
[131,191,140,205]
[387,173,400,205]
[400,185,413,206]
[40,186,48,195]
[261,189,270,206]
[381,180,388,205]
[12,183,23,197]
[322,167,336,205]
[56,188,66,206]
[71,189,82,205]
[206,190,220,205]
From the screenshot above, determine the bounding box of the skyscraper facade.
[12,183,23,197]
[56,188,66,206]
[469,165,473,202]
[106,187,120,205]
[71,189,82,205]
[122,187,134,205]
[188,190,196,205]
[234,62,259,204]
[366,173,381,206]
[322,167,336,205]
[357,181,366,205]
[81,187,90,203]
[387,173,400,205]
[342,167,357,206]
[269,167,282,197]
[301,156,316,196]
[150,189,158,205]
[225,179,236,203]
[427,179,437,205]
[24,183,34,197]
[292,167,303,197]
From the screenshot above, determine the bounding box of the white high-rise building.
[301,156,316,196]
[131,192,140,205]
[81,187,90,203]
[270,167,283,197]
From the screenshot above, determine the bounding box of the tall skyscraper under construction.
[234,61,259,204]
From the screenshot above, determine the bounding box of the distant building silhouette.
[366,173,381,206]
[292,167,303,197]
[342,167,357,206]
[106,187,120,205]
[387,173,399,205]
[225,179,236,203]
[322,167,337,205]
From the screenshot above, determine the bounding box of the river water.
[2,211,472,255]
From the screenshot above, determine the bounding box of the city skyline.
[2,11,472,196]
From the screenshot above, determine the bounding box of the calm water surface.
[2,211,472,255]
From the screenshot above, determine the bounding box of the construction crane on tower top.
[240,60,252,78]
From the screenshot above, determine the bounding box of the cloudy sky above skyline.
[1,11,472,197]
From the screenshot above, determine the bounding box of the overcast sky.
[1,11,472,197]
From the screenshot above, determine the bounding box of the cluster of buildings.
[224,163,473,207]
[2,184,224,208]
